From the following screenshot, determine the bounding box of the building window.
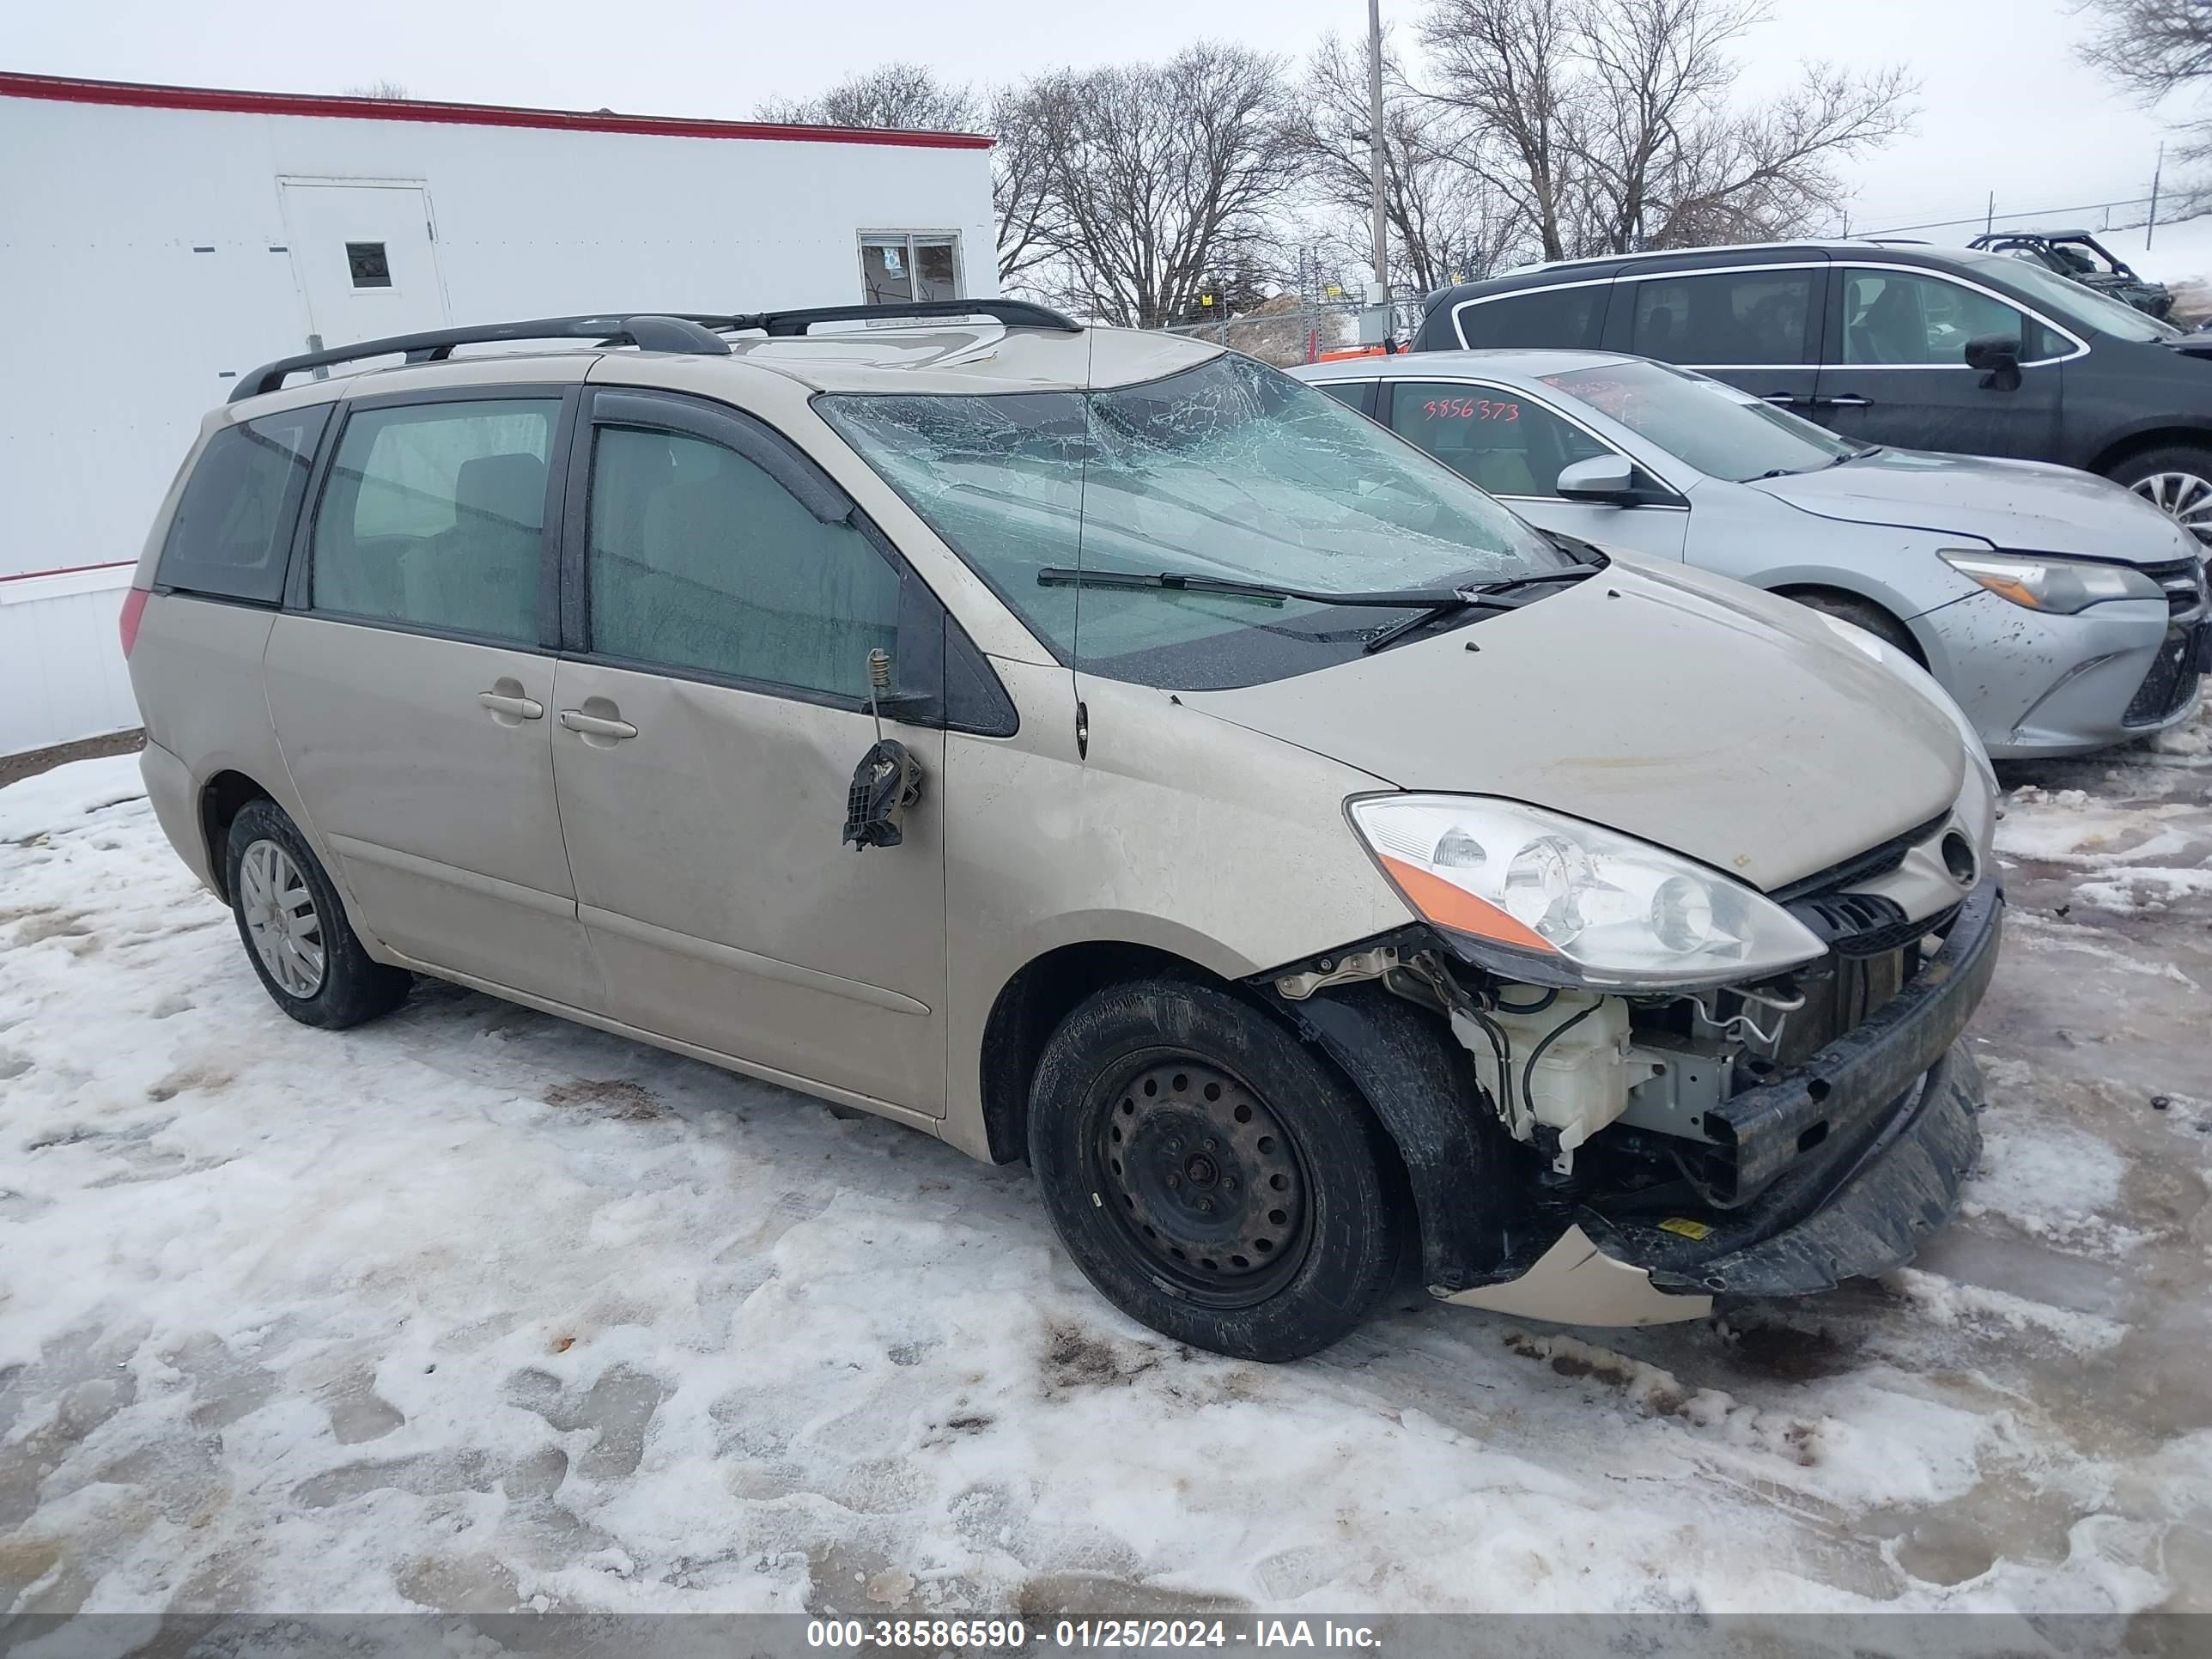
[346,241,392,289]
[860,234,960,305]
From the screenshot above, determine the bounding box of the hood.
[1748,447,2195,564]
[1181,558,1965,894]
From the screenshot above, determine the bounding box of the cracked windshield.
[821,352,1571,689]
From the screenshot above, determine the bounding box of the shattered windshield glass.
[818,352,1570,689]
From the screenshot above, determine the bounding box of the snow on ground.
[1,709,2209,1624]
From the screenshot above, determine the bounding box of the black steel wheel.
[1029,976,1407,1362]
[1092,1056,1311,1305]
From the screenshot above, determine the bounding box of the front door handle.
[558,708,638,741]
[1761,393,1809,407]
[477,690,544,720]
[1824,394,1871,408]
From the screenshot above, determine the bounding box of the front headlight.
[1349,795,1826,990]
[1939,550,2161,613]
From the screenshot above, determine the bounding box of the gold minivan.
[123,303,2002,1360]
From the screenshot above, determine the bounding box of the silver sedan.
[1294,349,2209,758]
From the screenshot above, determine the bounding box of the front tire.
[2110,444,2212,553]
[225,799,410,1030]
[1028,977,1407,1362]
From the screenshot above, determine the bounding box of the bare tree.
[990,76,1073,287]
[755,64,981,131]
[1284,33,1532,291]
[1421,0,1913,259]
[1419,0,1584,260]
[342,82,411,100]
[1036,42,1297,327]
[2078,0,2212,100]
[2076,0,2212,158]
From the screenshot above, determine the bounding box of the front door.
[265,386,601,1009]
[549,388,949,1114]
[279,180,450,351]
[1814,264,2065,459]
[1378,379,1690,560]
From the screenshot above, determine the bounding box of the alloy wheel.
[2130,470,2212,550]
[239,838,325,998]
[1094,1056,1311,1304]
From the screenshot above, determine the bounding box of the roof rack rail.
[744,299,1082,336]
[228,313,741,403]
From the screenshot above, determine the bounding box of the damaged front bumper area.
[1278,880,2003,1324]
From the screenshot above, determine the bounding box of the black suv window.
[1627,269,1815,365]
[310,398,557,645]
[1838,268,2066,365]
[585,424,899,699]
[155,407,331,604]
[1455,284,1605,349]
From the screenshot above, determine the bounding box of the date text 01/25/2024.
[805,1618,1383,1650]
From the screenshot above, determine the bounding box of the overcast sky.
[3,0,2194,239]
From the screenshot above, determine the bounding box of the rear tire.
[2109,444,2212,552]
[1784,589,1920,659]
[1027,977,1407,1362]
[224,799,410,1030]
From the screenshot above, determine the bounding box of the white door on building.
[279,181,450,351]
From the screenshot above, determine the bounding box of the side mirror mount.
[1554,453,1640,504]
[1964,331,2023,392]
[843,647,926,850]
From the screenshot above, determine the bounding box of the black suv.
[1413,240,2212,551]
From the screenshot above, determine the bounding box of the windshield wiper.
[1827,445,1882,467]
[1359,564,1603,653]
[1035,563,1604,656]
[1036,568,1476,608]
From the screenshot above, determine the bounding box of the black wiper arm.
[1035,568,1476,608]
[1360,562,1606,654]
[1464,562,1605,597]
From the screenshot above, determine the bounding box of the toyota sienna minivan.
[123,301,2002,1360]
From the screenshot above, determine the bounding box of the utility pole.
[2148,141,2164,250]
[1361,0,1391,346]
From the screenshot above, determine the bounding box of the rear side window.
[155,407,330,604]
[1455,285,1605,349]
[1386,382,1614,498]
[1628,270,1815,365]
[310,398,556,645]
[585,424,899,699]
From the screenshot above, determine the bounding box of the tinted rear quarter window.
[1455,284,1607,349]
[155,407,331,603]
[1628,270,1815,365]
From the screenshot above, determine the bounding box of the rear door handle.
[558,708,638,741]
[1761,393,1809,406]
[477,690,544,720]
[1824,394,1871,408]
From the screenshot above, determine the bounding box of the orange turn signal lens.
[1377,854,1559,954]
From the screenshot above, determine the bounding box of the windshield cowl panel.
[818,351,1571,690]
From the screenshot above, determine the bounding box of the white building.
[0,71,997,757]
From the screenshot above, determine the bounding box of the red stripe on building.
[0,71,994,149]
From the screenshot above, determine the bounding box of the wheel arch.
[976,939,1220,1166]
[2084,422,2212,479]
[1768,581,1930,666]
[198,769,276,903]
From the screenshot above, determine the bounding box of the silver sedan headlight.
[1349,795,1826,991]
[1939,550,2162,613]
